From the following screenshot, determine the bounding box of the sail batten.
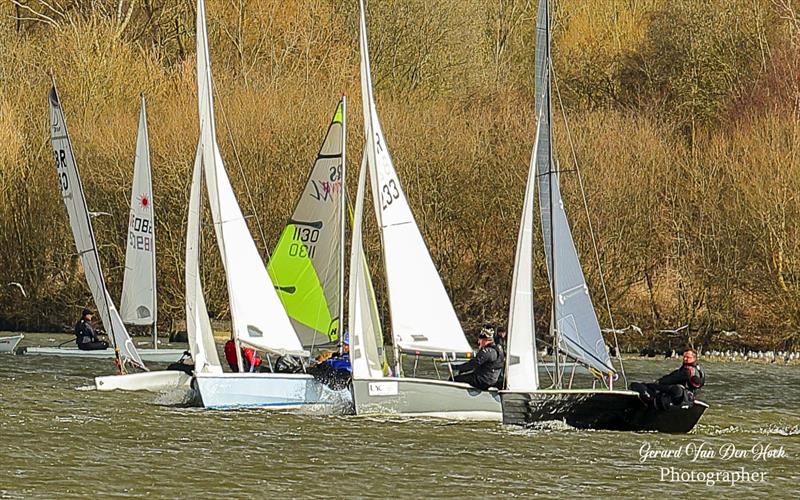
[120,95,157,333]
[48,83,145,370]
[359,0,470,357]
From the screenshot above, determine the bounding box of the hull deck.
[353,377,502,421]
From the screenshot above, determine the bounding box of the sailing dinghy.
[190,0,348,411]
[500,0,707,433]
[45,82,187,391]
[349,0,500,420]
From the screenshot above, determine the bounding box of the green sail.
[268,101,344,348]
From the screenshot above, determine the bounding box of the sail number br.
[54,150,69,192]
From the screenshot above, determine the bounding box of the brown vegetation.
[1,0,798,350]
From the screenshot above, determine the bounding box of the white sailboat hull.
[352,377,502,421]
[0,334,23,354]
[23,347,185,363]
[95,370,192,392]
[194,372,352,412]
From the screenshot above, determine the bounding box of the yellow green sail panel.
[268,100,345,348]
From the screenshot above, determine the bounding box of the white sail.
[534,0,613,375]
[186,144,222,374]
[120,94,157,331]
[349,152,386,380]
[359,1,470,356]
[506,122,541,391]
[196,0,305,357]
[48,83,146,370]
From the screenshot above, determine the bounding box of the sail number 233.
[381,179,400,210]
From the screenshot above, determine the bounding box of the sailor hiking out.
[631,348,705,410]
[450,328,505,390]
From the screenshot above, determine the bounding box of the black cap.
[82,308,92,317]
[478,327,495,340]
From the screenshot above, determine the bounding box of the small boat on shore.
[22,346,184,363]
[0,334,23,354]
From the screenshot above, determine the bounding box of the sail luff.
[48,81,145,371]
[338,95,347,350]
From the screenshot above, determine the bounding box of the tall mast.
[141,93,159,351]
[543,0,561,389]
[338,95,347,352]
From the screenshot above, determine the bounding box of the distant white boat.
[120,94,159,350]
[24,346,183,363]
[0,334,23,354]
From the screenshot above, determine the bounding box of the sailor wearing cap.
[74,308,109,351]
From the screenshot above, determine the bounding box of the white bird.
[7,282,27,297]
[88,211,112,218]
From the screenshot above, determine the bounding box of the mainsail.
[533,0,613,375]
[268,100,345,349]
[196,0,305,357]
[349,152,387,380]
[186,144,222,374]
[120,94,157,342]
[359,0,470,357]
[48,82,145,370]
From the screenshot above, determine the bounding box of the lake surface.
[1,333,798,498]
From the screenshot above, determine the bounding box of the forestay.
[48,83,145,370]
[196,0,305,357]
[506,122,541,392]
[349,152,387,380]
[120,95,157,329]
[533,0,613,375]
[185,144,222,374]
[268,101,345,349]
[358,0,470,356]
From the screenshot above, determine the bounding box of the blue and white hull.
[193,372,353,413]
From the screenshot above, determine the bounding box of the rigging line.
[551,66,627,387]
[212,78,272,262]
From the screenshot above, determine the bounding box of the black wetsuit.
[74,318,108,351]
[631,363,704,410]
[452,343,505,390]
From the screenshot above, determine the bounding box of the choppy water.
[1,333,798,498]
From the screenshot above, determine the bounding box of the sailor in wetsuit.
[451,328,505,390]
[308,333,352,391]
[631,348,705,410]
[74,308,109,351]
